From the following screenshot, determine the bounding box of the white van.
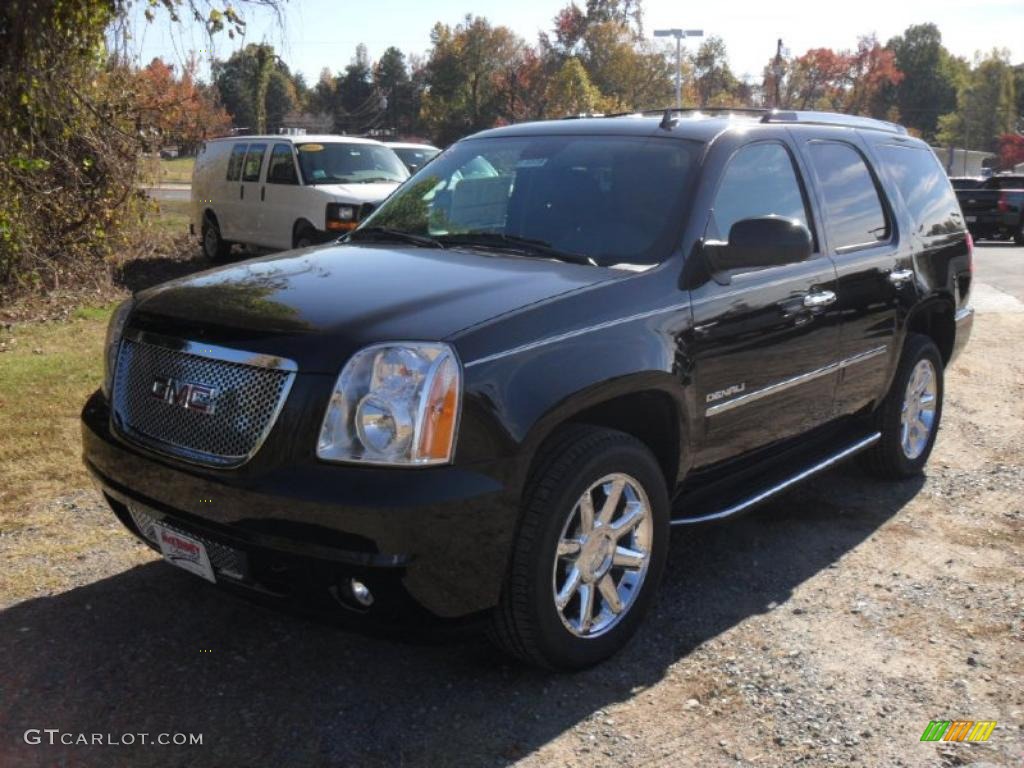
[191,135,409,259]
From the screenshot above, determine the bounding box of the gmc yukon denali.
[82,109,974,669]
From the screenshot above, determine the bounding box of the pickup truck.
[955,174,1024,244]
[82,108,973,669]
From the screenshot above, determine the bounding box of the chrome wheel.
[900,358,938,459]
[552,473,653,638]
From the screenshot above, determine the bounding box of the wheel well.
[293,219,314,242]
[567,391,680,489]
[203,208,218,227]
[906,299,955,365]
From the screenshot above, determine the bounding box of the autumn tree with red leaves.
[133,58,231,154]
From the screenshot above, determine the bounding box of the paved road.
[973,240,1024,304]
[142,184,190,202]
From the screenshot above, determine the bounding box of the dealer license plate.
[154,525,216,583]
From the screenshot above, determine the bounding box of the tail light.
[997,192,1010,213]
[966,231,974,274]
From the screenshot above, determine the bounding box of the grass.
[140,155,195,185]
[0,306,112,526]
[152,199,192,236]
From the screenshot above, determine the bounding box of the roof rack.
[759,109,907,135]
[591,106,908,135]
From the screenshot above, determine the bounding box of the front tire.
[490,426,670,670]
[861,334,944,479]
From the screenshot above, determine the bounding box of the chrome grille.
[112,331,295,467]
[129,503,247,580]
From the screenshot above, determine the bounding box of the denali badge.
[150,376,219,415]
[706,383,746,403]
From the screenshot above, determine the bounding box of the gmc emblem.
[150,376,219,415]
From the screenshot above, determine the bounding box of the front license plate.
[154,525,216,583]
[965,215,976,222]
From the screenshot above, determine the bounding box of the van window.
[807,141,889,252]
[226,144,247,181]
[710,142,812,243]
[242,143,267,183]
[878,145,963,237]
[296,142,408,185]
[267,143,298,185]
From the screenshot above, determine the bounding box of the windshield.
[296,142,408,185]
[391,146,440,172]
[358,135,700,267]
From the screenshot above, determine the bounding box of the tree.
[212,44,298,133]
[134,58,231,152]
[885,24,959,141]
[691,37,739,106]
[577,21,673,110]
[546,57,603,116]
[937,50,1018,152]
[375,47,415,135]
[420,16,526,145]
[997,133,1024,171]
[844,35,902,119]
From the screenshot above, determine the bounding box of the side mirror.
[704,216,813,273]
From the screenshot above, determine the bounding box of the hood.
[312,182,399,203]
[132,244,613,373]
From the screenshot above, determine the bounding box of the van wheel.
[860,334,943,480]
[490,425,669,670]
[201,217,230,261]
[293,223,317,249]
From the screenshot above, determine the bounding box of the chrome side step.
[671,431,881,526]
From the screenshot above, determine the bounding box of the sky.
[128,0,1024,85]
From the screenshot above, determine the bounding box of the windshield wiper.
[345,226,446,249]
[438,233,597,266]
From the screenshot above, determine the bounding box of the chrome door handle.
[803,290,836,308]
[889,268,914,286]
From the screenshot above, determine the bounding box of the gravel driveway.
[1,245,1021,768]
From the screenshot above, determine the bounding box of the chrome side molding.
[671,431,882,526]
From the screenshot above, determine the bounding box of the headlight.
[102,297,135,399]
[326,203,358,231]
[317,342,461,466]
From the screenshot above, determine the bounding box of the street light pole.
[654,28,704,109]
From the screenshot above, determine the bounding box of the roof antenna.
[659,108,678,130]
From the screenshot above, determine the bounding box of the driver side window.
[711,142,813,246]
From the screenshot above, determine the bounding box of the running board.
[670,431,881,526]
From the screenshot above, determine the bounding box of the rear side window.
[242,143,267,182]
[267,143,298,184]
[877,145,963,237]
[226,143,247,181]
[807,141,889,252]
[710,142,811,242]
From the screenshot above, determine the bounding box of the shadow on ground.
[0,467,923,767]
[115,253,214,293]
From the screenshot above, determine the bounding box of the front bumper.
[81,391,518,623]
[950,306,974,364]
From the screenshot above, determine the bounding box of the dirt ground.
[1,287,1022,767]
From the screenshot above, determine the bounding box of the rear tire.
[860,334,943,480]
[201,216,230,261]
[490,425,669,670]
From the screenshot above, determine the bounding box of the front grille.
[111,333,295,467]
[129,503,248,580]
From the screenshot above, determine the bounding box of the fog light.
[350,578,373,607]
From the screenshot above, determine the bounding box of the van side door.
[689,137,841,467]
[260,142,302,250]
[236,142,268,245]
[219,142,247,241]
[794,131,903,417]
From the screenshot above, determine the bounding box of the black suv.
[82,109,974,669]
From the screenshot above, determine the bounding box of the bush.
[0,0,145,302]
